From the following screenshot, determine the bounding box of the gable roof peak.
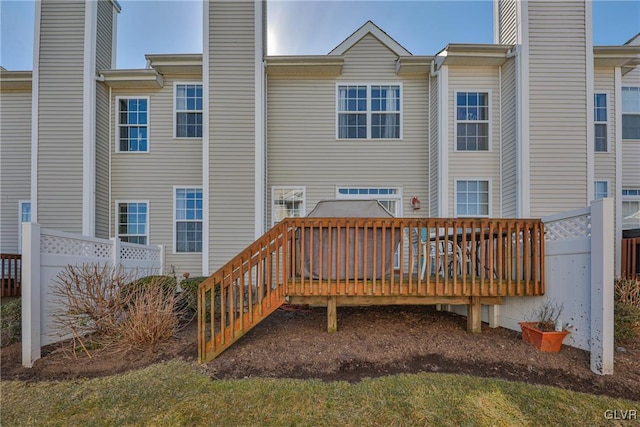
[328,21,412,56]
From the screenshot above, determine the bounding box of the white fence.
[21,223,164,367]
[448,199,614,375]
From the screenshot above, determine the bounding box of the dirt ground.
[1,305,639,401]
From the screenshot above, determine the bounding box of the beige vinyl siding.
[594,69,616,200]
[497,0,518,45]
[267,35,429,222]
[0,90,32,252]
[111,76,203,275]
[36,0,86,232]
[208,0,257,270]
[622,67,640,187]
[527,0,589,217]
[429,74,439,217]
[501,58,517,217]
[95,0,114,70]
[448,67,501,217]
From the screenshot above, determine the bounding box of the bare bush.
[116,281,188,346]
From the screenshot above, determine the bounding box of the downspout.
[427,63,431,216]
[499,65,503,217]
[108,85,112,237]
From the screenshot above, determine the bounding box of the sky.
[1,0,639,71]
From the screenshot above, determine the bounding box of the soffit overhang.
[395,56,434,77]
[0,70,32,90]
[266,56,344,76]
[437,44,513,67]
[100,69,164,88]
[144,53,203,76]
[594,46,640,71]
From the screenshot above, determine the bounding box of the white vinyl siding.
[36,0,86,232]
[497,0,518,45]
[429,74,439,217]
[267,34,428,224]
[527,0,589,216]
[0,90,31,253]
[111,75,203,274]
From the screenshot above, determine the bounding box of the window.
[594,93,608,152]
[456,180,490,217]
[175,188,203,252]
[175,83,203,138]
[622,87,640,140]
[336,187,401,216]
[337,84,401,139]
[117,98,148,152]
[456,92,489,151]
[622,188,640,230]
[117,202,148,244]
[594,181,608,200]
[272,187,305,226]
[17,201,31,253]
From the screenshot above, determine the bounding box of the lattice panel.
[120,244,161,261]
[544,214,591,241]
[41,234,112,258]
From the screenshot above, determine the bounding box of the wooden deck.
[198,217,545,363]
[1,254,21,298]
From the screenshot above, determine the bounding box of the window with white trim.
[17,201,31,253]
[175,188,203,252]
[175,83,203,138]
[622,188,640,230]
[594,181,608,200]
[456,180,490,217]
[337,84,401,139]
[117,98,148,152]
[622,87,640,140]
[272,187,305,226]
[456,92,489,151]
[594,93,608,152]
[117,202,148,245]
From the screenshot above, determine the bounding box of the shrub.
[0,298,21,347]
[123,275,177,299]
[614,278,640,345]
[179,276,208,314]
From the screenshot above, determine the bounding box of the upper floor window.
[117,202,148,245]
[175,187,203,253]
[272,187,305,226]
[594,181,608,200]
[175,83,203,138]
[337,84,401,139]
[455,180,490,217]
[117,98,148,152]
[594,93,608,152]
[456,92,489,151]
[622,87,640,140]
[622,188,640,230]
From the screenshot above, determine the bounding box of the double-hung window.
[622,87,640,140]
[456,92,489,151]
[337,84,401,139]
[117,202,148,244]
[272,187,305,226]
[175,187,203,253]
[622,188,640,230]
[594,93,608,151]
[456,180,490,217]
[175,83,203,138]
[117,98,148,152]
[594,181,608,200]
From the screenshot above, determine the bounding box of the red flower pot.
[519,322,569,353]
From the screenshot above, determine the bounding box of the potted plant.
[519,300,570,352]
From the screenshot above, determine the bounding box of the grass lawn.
[1,360,637,426]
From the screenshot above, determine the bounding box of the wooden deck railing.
[621,237,640,279]
[198,217,545,363]
[1,254,21,297]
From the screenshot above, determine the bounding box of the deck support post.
[467,296,481,333]
[327,296,337,333]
